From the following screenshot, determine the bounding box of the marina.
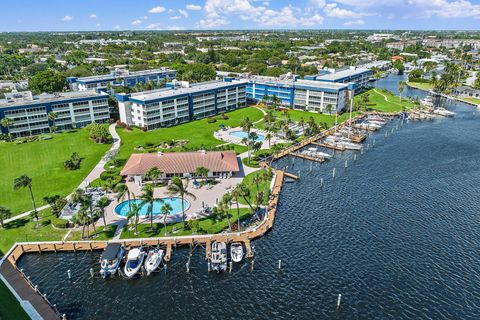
[2,75,480,319]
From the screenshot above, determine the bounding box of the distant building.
[453,86,480,99]
[304,67,373,91]
[67,68,176,92]
[0,90,110,137]
[117,79,247,131]
[366,33,398,42]
[121,150,240,184]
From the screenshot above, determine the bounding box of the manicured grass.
[355,88,415,113]
[255,108,359,130]
[0,129,110,215]
[0,209,67,255]
[116,107,263,160]
[0,280,30,320]
[120,208,253,239]
[407,81,433,91]
[458,97,480,105]
[69,225,117,241]
[238,169,272,206]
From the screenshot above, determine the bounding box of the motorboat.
[432,107,455,117]
[302,147,332,159]
[211,242,227,273]
[367,115,388,123]
[230,243,244,263]
[144,248,164,276]
[99,243,124,278]
[124,247,146,278]
[353,122,380,131]
[421,96,434,107]
[341,141,363,150]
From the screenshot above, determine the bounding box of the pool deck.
[214,127,284,149]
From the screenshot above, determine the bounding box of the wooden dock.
[290,152,326,163]
[318,143,346,151]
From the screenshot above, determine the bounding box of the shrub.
[52,217,69,228]
[64,152,82,170]
[207,117,217,123]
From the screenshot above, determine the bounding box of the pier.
[289,152,326,163]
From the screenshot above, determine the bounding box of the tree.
[167,177,196,228]
[1,117,14,139]
[86,123,110,143]
[42,195,61,216]
[47,112,58,133]
[0,206,12,228]
[237,183,255,212]
[398,81,405,101]
[139,184,156,230]
[28,69,66,94]
[96,196,109,228]
[232,185,243,231]
[265,132,273,148]
[221,192,233,231]
[116,183,132,219]
[13,175,37,220]
[179,63,216,82]
[299,117,305,135]
[75,207,90,239]
[126,202,140,235]
[161,202,173,236]
[325,104,333,114]
[195,166,209,179]
[145,167,162,186]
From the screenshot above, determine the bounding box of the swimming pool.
[114,197,190,217]
[229,130,265,141]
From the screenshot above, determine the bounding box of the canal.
[17,75,480,319]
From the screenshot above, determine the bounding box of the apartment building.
[0,90,110,137]
[67,68,176,92]
[305,67,373,91]
[117,80,247,131]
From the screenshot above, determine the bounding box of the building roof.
[0,90,108,108]
[121,151,240,176]
[313,68,371,82]
[74,67,175,83]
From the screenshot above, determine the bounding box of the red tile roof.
[121,151,240,176]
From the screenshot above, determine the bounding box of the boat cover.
[101,243,122,260]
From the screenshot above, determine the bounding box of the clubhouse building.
[121,150,240,185]
[0,90,110,137]
[67,67,176,92]
[117,79,247,131]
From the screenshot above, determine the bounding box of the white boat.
[324,137,362,150]
[230,243,244,263]
[211,242,227,273]
[421,96,434,107]
[144,248,164,276]
[124,247,146,278]
[432,107,455,117]
[99,243,124,278]
[367,115,388,123]
[341,141,363,150]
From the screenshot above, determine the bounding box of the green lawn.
[254,108,359,130]
[69,225,117,241]
[406,81,433,91]
[120,208,253,239]
[458,97,480,105]
[355,88,415,113]
[0,280,29,320]
[116,107,264,160]
[0,209,67,255]
[0,129,110,215]
[238,169,272,206]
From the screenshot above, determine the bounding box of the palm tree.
[298,117,305,135]
[252,174,263,208]
[265,132,273,148]
[126,202,140,235]
[398,81,405,101]
[42,195,61,216]
[167,177,196,228]
[116,183,132,219]
[240,117,252,135]
[232,185,243,232]
[195,166,209,179]
[14,175,38,220]
[221,192,233,231]
[145,167,162,186]
[75,207,90,239]
[96,196,109,228]
[139,184,156,230]
[83,194,97,235]
[0,206,12,228]
[161,202,173,236]
[47,112,58,133]
[0,118,14,139]
[325,104,333,114]
[237,183,254,212]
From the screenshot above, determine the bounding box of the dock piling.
[320,178,324,188]
[336,294,342,309]
[354,154,357,161]
[207,261,211,273]
[344,160,348,168]
[90,268,94,278]
[67,269,71,280]
[251,259,255,272]
[229,261,232,273]
[332,168,336,178]
[278,259,282,270]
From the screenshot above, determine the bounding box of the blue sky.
[2,0,480,31]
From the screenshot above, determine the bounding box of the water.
[229,130,265,141]
[17,75,480,319]
[114,197,190,217]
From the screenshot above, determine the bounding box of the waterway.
[17,75,480,319]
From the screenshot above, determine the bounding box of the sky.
[2,0,480,32]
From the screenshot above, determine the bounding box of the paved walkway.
[6,123,121,224]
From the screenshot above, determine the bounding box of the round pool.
[114,197,190,217]
[229,130,265,141]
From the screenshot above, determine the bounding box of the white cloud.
[413,0,480,18]
[61,15,73,21]
[186,4,202,10]
[344,19,365,25]
[113,25,121,30]
[179,9,189,18]
[131,19,143,25]
[170,16,182,20]
[324,3,362,19]
[310,0,326,7]
[198,18,230,28]
[89,13,97,19]
[257,6,323,27]
[167,25,185,30]
[149,6,166,14]
[146,23,162,30]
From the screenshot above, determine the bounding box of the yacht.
[421,96,434,107]
[432,107,455,117]
[324,136,362,150]
[230,243,244,263]
[124,247,146,278]
[211,242,227,273]
[99,243,124,278]
[144,248,164,276]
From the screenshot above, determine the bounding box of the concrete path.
[6,123,122,224]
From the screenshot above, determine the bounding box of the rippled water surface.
[17,76,480,319]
